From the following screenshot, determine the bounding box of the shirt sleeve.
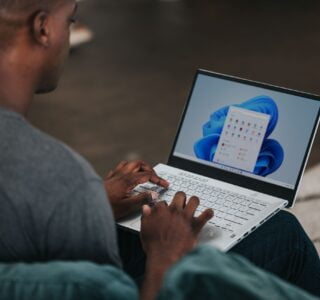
[44,177,122,267]
[0,171,122,267]
[0,116,121,267]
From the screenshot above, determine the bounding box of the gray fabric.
[0,107,121,267]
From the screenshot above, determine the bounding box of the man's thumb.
[129,192,152,205]
[142,204,152,217]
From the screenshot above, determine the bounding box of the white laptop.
[118,70,320,251]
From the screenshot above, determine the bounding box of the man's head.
[0,0,77,94]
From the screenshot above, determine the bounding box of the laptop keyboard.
[135,172,270,233]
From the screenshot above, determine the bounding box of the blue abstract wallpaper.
[194,96,284,176]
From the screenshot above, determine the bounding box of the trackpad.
[198,225,223,243]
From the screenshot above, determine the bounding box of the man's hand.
[104,160,169,220]
[140,192,213,300]
[141,191,213,261]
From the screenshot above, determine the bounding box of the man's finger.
[140,162,169,187]
[193,208,214,233]
[129,161,152,174]
[127,171,166,189]
[125,171,158,189]
[121,160,145,174]
[169,192,186,211]
[149,172,169,188]
[114,161,128,173]
[155,200,168,208]
[129,192,152,205]
[121,172,150,192]
[122,192,152,216]
[106,170,114,179]
[125,160,170,188]
[185,196,200,219]
[118,160,169,188]
[125,161,170,188]
[142,204,152,217]
[122,171,168,193]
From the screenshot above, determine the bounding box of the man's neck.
[0,49,36,116]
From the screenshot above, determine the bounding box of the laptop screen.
[172,71,320,193]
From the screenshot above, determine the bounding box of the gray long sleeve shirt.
[0,107,121,267]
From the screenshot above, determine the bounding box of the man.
[0,0,319,298]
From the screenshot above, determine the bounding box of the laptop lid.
[168,70,320,207]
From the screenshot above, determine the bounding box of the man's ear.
[31,11,51,47]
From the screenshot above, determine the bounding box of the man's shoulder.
[0,109,101,190]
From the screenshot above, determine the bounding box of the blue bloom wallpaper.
[194,96,284,176]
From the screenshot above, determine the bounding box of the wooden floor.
[28,0,320,176]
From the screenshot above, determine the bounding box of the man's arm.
[45,177,122,266]
[45,159,166,266]
[140,192,214,300]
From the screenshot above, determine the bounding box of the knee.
[276,210,312,248]
[276,210,301,229]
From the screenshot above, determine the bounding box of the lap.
[117,211,320,295]
[117,227,146,282]
[231,210,320,295]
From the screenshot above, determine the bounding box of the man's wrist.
[141,251,180,300]
[146,252,178,273]
[145,245,192,272]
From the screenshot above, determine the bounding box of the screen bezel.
[168,69,320,207]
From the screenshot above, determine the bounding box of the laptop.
[118,69,320,251]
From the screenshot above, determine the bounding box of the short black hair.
[0,0,61,50]
[0,0,59,12]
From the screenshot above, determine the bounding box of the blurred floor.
[28,0,320,177]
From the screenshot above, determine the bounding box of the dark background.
[28,0,320,177]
